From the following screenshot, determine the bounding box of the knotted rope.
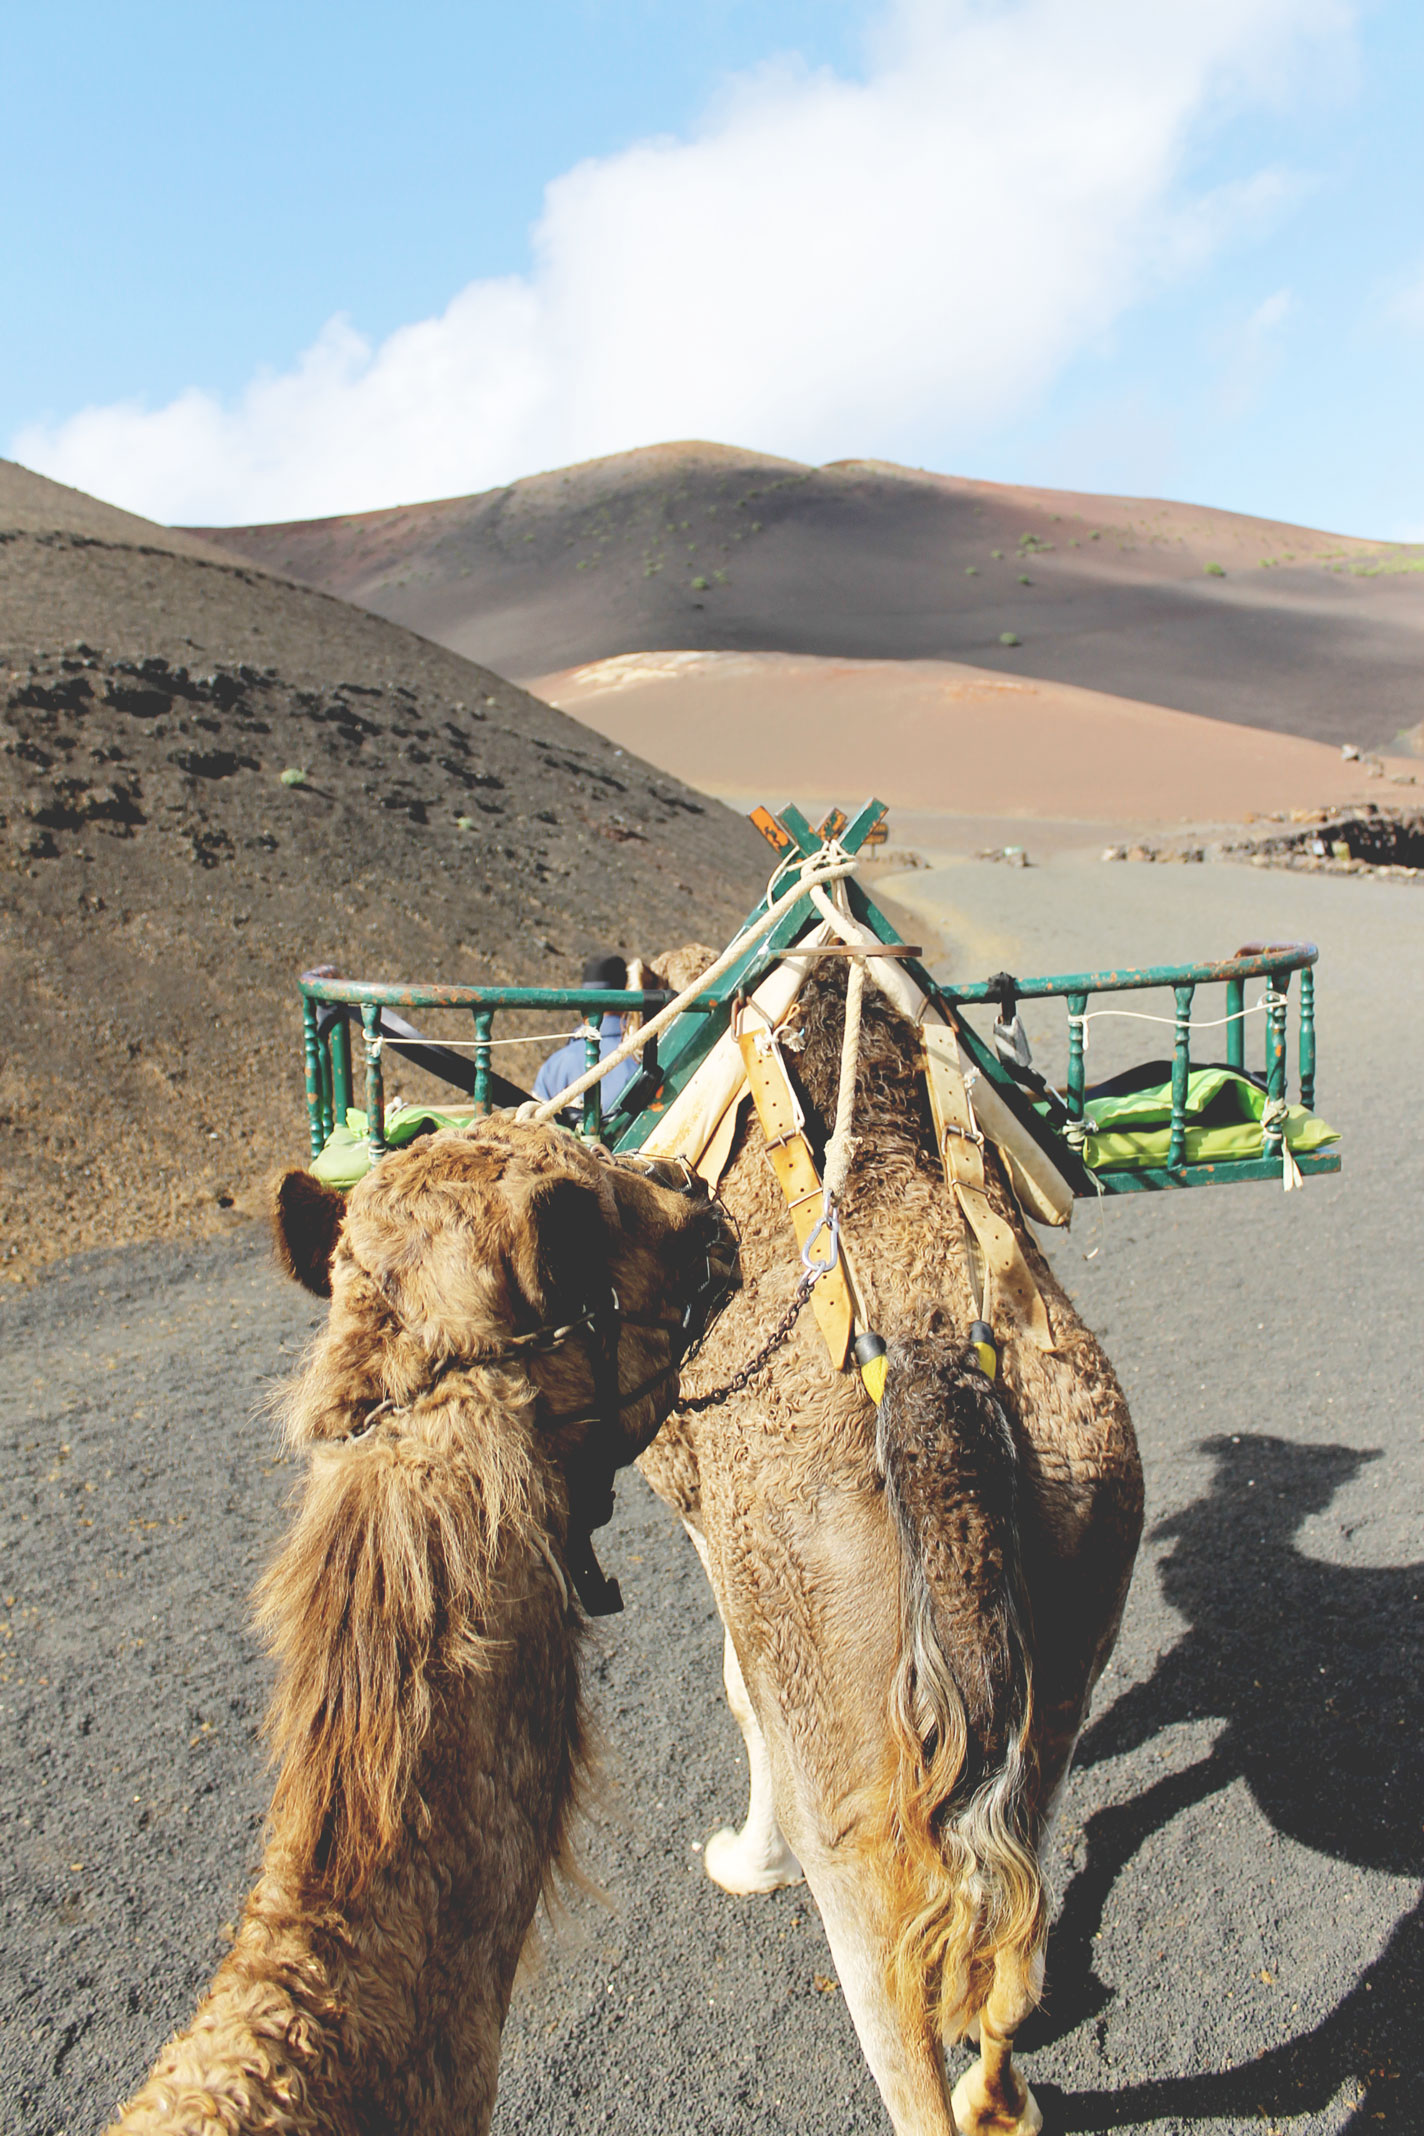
[798,873,870,1269]
[529,849,857,1124]
[1261,1095,1304,1192]
[821,950,866,1207]
[1064,993,1276,1051]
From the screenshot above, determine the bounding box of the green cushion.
[1048,1067,1340,1172]
[310,1105,477,1191]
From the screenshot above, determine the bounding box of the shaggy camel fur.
[639,955,1144,2136]
[111,1117,735,2136]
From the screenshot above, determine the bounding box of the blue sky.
[3,1,1420,536]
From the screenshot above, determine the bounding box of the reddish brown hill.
[187,442,1424,754]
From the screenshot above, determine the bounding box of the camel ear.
[507,1175,611,1323]
[272,1169,345,1297]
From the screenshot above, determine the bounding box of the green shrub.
[691,575,710,591]
[1204,561,1226,577]
[279,767,307,787]
[999,631,1021,647]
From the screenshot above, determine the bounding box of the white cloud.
[1387,264,1424,335]
[1249,289,1295,336]
[12,0,1353,524]
[1214,284,1297,416]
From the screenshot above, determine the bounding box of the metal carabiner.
[800,1196,840,1279]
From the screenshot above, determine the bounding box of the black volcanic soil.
[189,441,1424,754]
[5,855,1419,2136]
[0,460,768,1279]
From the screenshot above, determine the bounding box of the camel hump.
[873,1317,1045,2038]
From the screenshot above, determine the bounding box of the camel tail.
[873,1325,1046,2040]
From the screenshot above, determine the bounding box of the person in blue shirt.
[533,952,640,1117]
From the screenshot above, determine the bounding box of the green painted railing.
[938,942,1319,1167]
[295,802,1337,1196]
[948,940,1327,1190]
[298,973,713,1161]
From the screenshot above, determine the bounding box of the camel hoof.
[702,1825,803,1896]
[950,2064,1042,2136]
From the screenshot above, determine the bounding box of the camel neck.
[111,1563,582,2136]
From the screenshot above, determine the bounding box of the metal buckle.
[941,1120,984,1150]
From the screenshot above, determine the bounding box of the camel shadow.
[1025,1434,1423,2129]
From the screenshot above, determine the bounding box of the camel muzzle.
[559,1177,739,1616]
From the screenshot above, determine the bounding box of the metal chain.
[679,1271,817,1413]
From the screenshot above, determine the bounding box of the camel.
[636,949,1144,2136]
[110,1115,738,2136]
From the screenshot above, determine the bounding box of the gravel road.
[2,858,1419,2135]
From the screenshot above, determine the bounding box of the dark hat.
[581,952,628,990]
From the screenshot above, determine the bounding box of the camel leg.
[681,1523,802,1895]
[949,1950,1044,2136]
[791,1834,956,2136]
[703,1628,804,1894]
[695,1493,962,2131]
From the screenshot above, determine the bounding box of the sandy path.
[3,862,1419,2134]
[535,650,1420,829]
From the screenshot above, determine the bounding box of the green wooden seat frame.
[297,797,1339,1196]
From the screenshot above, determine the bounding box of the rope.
[1261,1095,1304,1193]
[374,1026,602,1054]
[529,850,857,1122]
[821,954,865,1206]
[763,836,849,907]
[799,875,869,1303]
[1065,994,1275,1052]
[532,1531,571,1612]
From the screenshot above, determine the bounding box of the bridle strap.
[340,1292,698,1432]
[335,1291,714,1618]
[552,1349,686,1432]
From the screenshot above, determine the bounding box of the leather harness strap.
[696,1083,748,1194]
[921,1021,1055,1353]
[736,1019,858,1371]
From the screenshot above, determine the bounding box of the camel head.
[272,1115,739,1479]
[252,1121,739,1898]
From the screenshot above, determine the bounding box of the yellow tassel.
[853,1330,888,1405]
[969,1319,998,1379]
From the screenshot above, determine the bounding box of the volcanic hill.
[0,459,767,1278]
[189,441,1424,755]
